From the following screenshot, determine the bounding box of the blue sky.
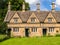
[25,0,60,11]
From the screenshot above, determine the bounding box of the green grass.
[0,37,60,45]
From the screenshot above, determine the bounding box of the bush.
[47,33,53,37]
[56,34,60,37]
[0,35,10,42]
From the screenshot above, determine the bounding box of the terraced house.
[4,2,60,37]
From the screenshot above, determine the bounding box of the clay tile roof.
[52,11,60,22]
[4,11,16,22]
[17,11,31,22]
[4,11,60,22]
[35,11,49,22]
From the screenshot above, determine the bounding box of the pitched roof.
[52,12,60,22]
[4,11,60,22]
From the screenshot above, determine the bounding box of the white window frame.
[13,28,19,32]
[14,18,18,23]
[32,27,37,32]
[31,18,35,23]
[48,18,52,23]
[49,27,54,32]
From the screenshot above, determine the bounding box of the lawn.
[0,37,60,45]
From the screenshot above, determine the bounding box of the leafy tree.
[0,0,30,34]
[0,22,8,34]
[6,0,30,10]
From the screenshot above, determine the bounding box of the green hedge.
[0,35,9,42]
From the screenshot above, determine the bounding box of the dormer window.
[31,18,35,23]
[14,18,18,23]
[48,18,52,23]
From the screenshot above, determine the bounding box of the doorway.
[43,29,47,36]
[25,28,29,37]
[7,28,11,37]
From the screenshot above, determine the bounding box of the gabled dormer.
[27,13,40,23]
[10,12,22,23]
[44,12,57,23]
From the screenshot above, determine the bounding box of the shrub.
[48,33,53,37]
[56,34,60,37]
[0,35,10,42]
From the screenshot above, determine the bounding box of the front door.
[7,28,11,37]
[25,28,29,37]
[43,29,47,36]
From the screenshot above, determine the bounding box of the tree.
[6,0,30,10]
[0,0,30,34]
[0,22,8,34]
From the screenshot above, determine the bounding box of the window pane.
[31,18,35,23]
[13,28,19,32]
[14,18,18,23]
[49,28,50,32]
[48,18,52,23]
[32,28,37,32]
[52,28,54,32]
[49,27,54,32]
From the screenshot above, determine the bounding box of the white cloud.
[25,0,39,4]
[25,0,48,11]
[56,0,60,7]
[56,0,60,5]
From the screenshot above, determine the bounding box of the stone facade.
[5,12,60,37]
[4,2,60,37]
